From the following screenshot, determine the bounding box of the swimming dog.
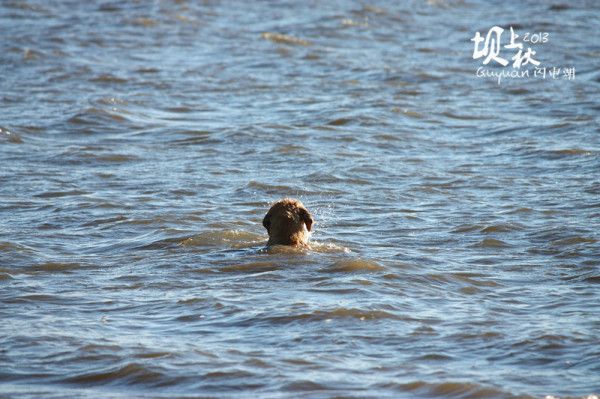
[262,198,314,247]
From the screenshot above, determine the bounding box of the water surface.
[1,0,599,398]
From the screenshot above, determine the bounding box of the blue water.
[1,1,599,398]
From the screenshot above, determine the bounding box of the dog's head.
[263,198,314,246]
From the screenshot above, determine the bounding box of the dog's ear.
[262,214,271,232]
[299,208,313,232]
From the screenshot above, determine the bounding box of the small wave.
[473,238,510,248]
[503,207,533,214]
[169,189,196,196]
[309,241,351,253]
[9,294,63,303]
[89,74,128,84]
[341,18,369,27]
[527,148,596,160]
[324,259,385,273]
[23,47,43,60]
[137,236,189,250]
[79,343,122,353]
[82,215,128,227]
[177,297,206,305]
[0,126,23,144]
[34,190,89,198]
[387,380,514,398]
[165,106,194,113]
[583,275,600,284]
[96,97,128,106]
[52,145,139,165]
[425,273,500,288]
[356,5,387,15]
[327,117,352,126]
[480,223,524,233]
[441,111,492,120]
[67,107,129,125]
[130,17,158,27]
[171,135,224,146]
[304,172,370,186]
[127,216,173,226]
[94,154,139,163]
[219,261,281,273]
[281,380,330,391]
[413,353,454,362]
[63,363,177,387]
[452,272,500,287]
[264,308,400,324]
[391,108,424,118]
[261,32,311,46]
[132,352,173,359]
[506,87,530,95]
[262,241,349,254]
[138,230,264,250]
[135,67,160,74]
[244,180,313,196]
[24,262,85,273]
[264,245,310,255]
[182,230,264,249]
[551,236,597,247]
[276,144,308,154]
[459,286,480,295]
[202,369,255,380]
[0,241,36,253]
[552,148,593,156]
[451,223,484,233]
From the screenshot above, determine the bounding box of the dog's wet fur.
[263,198,314,247]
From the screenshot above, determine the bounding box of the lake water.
[1,0,599,398]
